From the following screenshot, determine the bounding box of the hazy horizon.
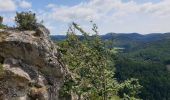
[51,32,170,36]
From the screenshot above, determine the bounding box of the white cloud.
[0,0,32,12]
[19,0,32,9]
[42,0,170,34]
[46,4,57,8]
[46,0,170,23]
[0,0,16,12]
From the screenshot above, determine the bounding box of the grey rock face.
[0,26,68,100]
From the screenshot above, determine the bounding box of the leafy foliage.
[0,16,3,24]
[0,16,6,29]
[15,11,37,30]
[58,22,142,100]
[115,54,170,100]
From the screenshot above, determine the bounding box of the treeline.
[115,56,170,100]
[108,33,170,100]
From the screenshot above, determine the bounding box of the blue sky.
[0,0,170,35]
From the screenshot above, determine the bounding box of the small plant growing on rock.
[0,16,3,25]
[0,56,4,77]
[0,16,6,29]
[15,11,37,30]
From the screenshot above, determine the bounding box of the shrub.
[0,16,3,25]
[0,16,6,29]
[15,11,37,30]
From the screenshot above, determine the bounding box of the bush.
[0,16,3,25]
[0,16,6,29]
[15,11,37,30]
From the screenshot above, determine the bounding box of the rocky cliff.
[0,25,68,100]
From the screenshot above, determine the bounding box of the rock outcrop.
[0,25,68,100]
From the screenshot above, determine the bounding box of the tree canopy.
[58,22,142,100]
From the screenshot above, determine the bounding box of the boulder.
[0,25,69,100]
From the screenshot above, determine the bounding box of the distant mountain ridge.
[51,32,170,51]
[51,32,170,42]
[101,33,164,42]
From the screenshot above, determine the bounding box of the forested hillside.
[115,38,170,100]
[53,32,170,100]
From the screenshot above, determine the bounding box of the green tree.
[15,11,37,30]
[59,22,142,100]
